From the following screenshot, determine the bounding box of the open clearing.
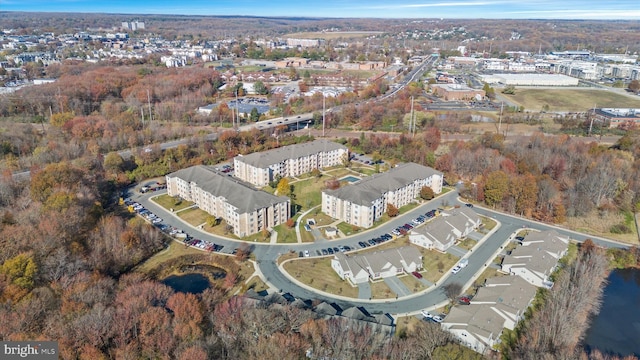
[501,88,640,112]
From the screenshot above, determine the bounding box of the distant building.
[234,140,348,187]
[593,108,640,129]
[322,163,443,228]
[482,73,579,86]
[432,84,485,101]
[165,165,290,237]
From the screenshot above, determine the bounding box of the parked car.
[327,248,334,255]
[451,265,462,274]
[432,315,444,323]
[458,296,471,305]
[321,249,328,255]
[465,203,474,208]
[304,250,310,257]
[412,271,423,279]
[421,310,433,319]
[358,241,367,248]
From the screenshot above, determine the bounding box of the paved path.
[295,206,319,243]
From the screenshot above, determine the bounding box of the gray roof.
[235,139,347,168]
[502,243,559,276]
[167,165,288,214]
[444,304,505,339]
[315,302,340,316]
[475,276,537,313]
[324,162,442,206]
[522,230,569,256]
[335,246,422,276]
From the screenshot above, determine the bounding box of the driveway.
[467,231,485,241]
[358,282,371,300]
[383,276,412,297]
[446,246,467,258]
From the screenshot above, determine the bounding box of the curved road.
[134,186,628,315]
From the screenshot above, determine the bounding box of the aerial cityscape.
[0,4,639,360]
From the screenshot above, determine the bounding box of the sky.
[1,0,639,20]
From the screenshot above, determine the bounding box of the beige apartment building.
[233,139,348,187]
[322,163,443,228]
[166,165,290,237]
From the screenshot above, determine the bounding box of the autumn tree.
[387,203,399,217]
[276,178,291,197]
[484,170,509,207]
[420,186,435,200]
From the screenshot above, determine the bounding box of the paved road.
[133,186,629,315]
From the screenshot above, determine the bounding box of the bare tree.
[443,283,463,303]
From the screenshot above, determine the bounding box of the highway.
[133,185,628,315]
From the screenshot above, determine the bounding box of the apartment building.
[322,163,443,228]
[234,140,348,187]
[166,165,290,237]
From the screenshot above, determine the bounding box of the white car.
[432,315,444,323]
[421,310,433,319]
[451,265,462,274]
[304,250,310,257]
[152,218,162,224]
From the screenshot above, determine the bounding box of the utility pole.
[588,104,596,136]
[498,101,503,134]
[235,87,239,129]
[147,89,153,123]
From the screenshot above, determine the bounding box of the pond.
[583,268,640,358]
[162,273,211,294]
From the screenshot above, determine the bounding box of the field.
[152,194,194,211]
[500,88,640,112]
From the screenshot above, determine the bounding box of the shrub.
[610,223,632,234]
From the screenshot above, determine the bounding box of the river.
[583,268,640,358]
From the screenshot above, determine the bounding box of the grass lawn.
[291,178,325,210]
[370,280,396,299]
[202,219,240,240]
[420,249,458,283]
[135,240,205,274]
[337,222,363,236]
[399,273,428,293]
[480,216,497,232]
[283,258,359,298]
[457,238,477,251]
[273,222,299,243]
[244,276,269,293]
[152,194,194,211]
[176,207,210,227]
[500,88,640,112]
[323,168,354,178]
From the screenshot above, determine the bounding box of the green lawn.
[501,88,640,112]
[420,249,458,283]
[152,194,194,211]
[282,258,359,298]
[337,222,363,236]
[176,207,209,227]
[291,177,326,211]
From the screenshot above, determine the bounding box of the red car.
[458,296,471,305]
[412,271,423,279]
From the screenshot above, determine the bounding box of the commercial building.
[432,84,485,101]
[166,165,290,237]
[593,108,640,129]
[322,163,443,228]
[481,73,579,86]
[234,140,348,187]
